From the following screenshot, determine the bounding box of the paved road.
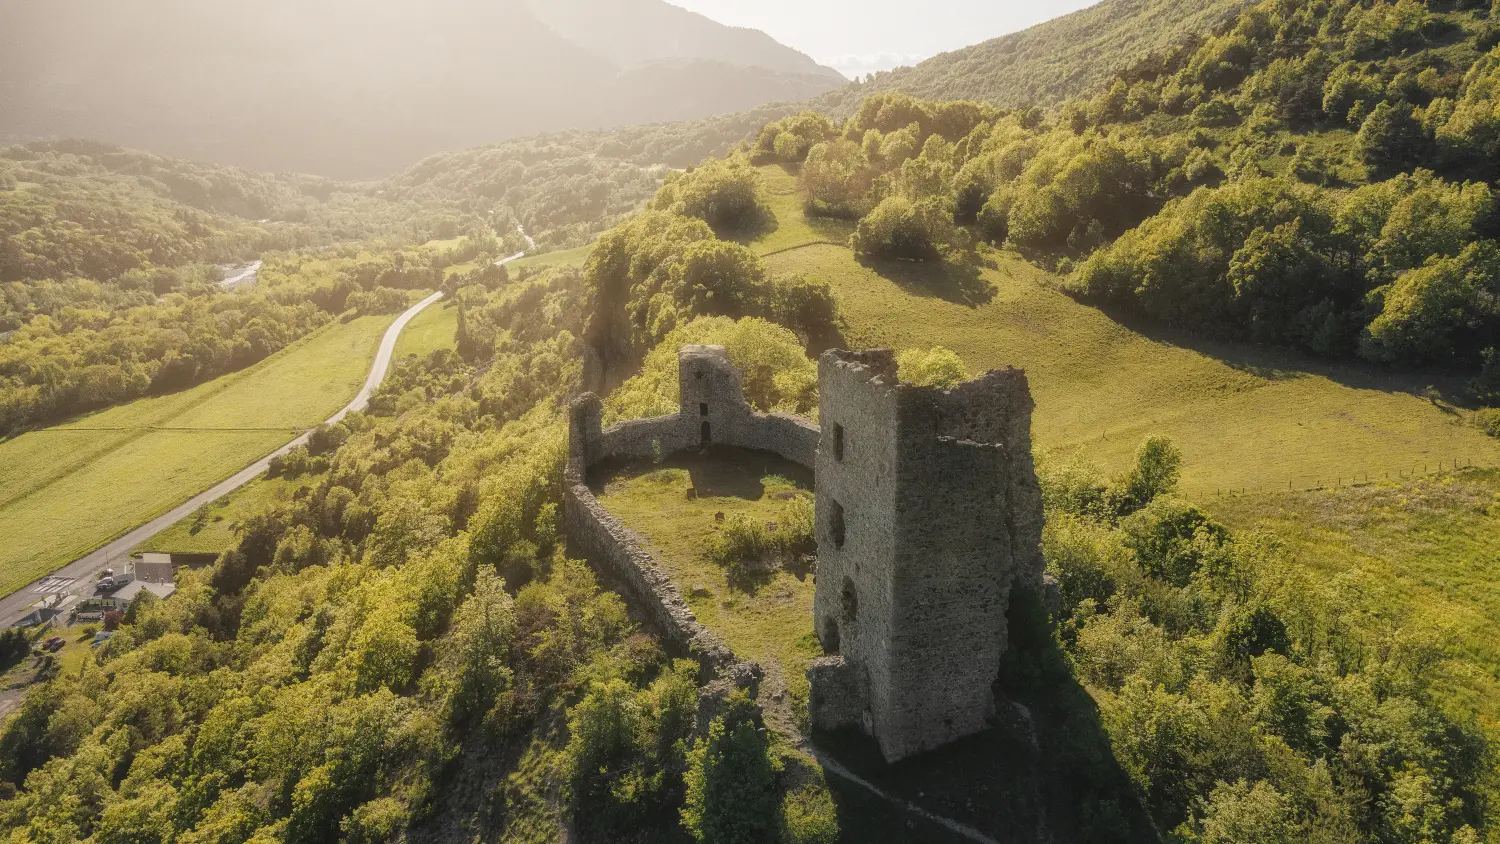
[0,291,445,627]
[494,225,537,266]
[217,261,262,291]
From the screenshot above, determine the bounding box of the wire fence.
[1207,456,1499,499]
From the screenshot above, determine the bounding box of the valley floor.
[0,314,399,599]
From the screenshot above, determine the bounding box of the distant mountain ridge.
[527,0,844,81]
[816,0,1256,114]
[0,0,842,179]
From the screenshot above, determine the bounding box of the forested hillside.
[0,141,525,434]
[7,0,1500,841]
[815,0,1256,114]
[0,0,842,178]
[761,0,1500,382]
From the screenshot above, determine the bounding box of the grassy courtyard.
[594,448,823,712]
[0,314,398,598]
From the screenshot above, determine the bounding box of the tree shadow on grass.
[1082,297,1484,407]
[812,589,1157,844]
[718,207,780,246]
[860,256,996,307]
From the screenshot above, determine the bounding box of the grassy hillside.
[1209,469,1500,729]
[0,314,395,597]
[750,166,1500,494]
[816,0,1254,113]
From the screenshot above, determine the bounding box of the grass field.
[750,166,1500,496]
[0,315,397,598]
[394,300,459,359]
[137,473,324,557]
[595,449,822,711]
[509,244,592,271]
[1209,469,1500,728]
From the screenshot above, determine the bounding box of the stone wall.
[570,345,819,474]
[563,345,817,688]
[563,477,750,682]
[564,344,1049,764]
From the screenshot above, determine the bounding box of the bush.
[800,141,873,218]
[1108,436,1183,517]
[779,786,839,844]
[653,159,770,233]
[680,693,777,844]
[897,347,968,388]
[707,515,775,573]
[1476,408,1500,438]
[347,287,409,316]
[851,196,955,262]
[707,496,814,579]
[770,273,839,342]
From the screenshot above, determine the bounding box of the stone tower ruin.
[807,350,1046,763]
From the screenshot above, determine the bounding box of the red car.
[41,637,65,653]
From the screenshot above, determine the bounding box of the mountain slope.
[816,0,1255,113]
[528,0,843,82]
[0,0,841,178]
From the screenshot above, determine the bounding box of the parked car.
[97,573,133,592]
[41,636,64,653]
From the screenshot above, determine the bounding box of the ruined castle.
[565,345,1046,764]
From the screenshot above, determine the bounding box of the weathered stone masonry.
[808,350,1045,763]
[564,344,1046,764]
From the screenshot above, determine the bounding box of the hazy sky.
[667,0,1102,77]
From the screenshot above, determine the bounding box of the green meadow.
[750,166,1500,496]
[509,244,592,271]
[137,474,325,557]
[0,315,397,597]
[1210,469,1500,729]
[394,300,459,359]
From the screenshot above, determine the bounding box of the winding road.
[2,222,540,628]
[0,291,445,628]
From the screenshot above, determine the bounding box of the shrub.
[851,196,955,262]
[347,287,409,316]
[1476,408,1500,438]
[1469,347,1500,403]
[707,514,775,573]
[770,273,839,342]
[779,786,839,844]
[800,141,873,218]
[342,797,407,844]
[897,347,968,388]
[652,159,770,234]
[680,693,777,844]
[1107,436,1183,517]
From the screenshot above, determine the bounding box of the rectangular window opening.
[830,500,846,550]
[700,402,709,417]
[833,423,845,462]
